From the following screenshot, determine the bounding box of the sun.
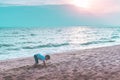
[71,0,90,8]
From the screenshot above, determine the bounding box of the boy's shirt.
[36,54,45,61]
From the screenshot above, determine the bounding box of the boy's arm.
[43,61,46,67]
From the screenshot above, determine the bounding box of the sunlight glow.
[71,0,91,8]
[68,27,90,44]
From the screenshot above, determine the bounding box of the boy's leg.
[34,54,39,64]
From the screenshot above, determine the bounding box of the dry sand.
[1,45,120,80]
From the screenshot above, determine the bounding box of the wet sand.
[1,45,120,80]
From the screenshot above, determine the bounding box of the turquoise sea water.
[0,26,120,60]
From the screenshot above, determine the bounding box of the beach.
[0,45,120,80]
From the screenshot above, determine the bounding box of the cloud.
[0,0,120,8]
[0,0,120,14]
[0,0,70,6]
[86,0,120,14]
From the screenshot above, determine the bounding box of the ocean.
[0,26,120,60]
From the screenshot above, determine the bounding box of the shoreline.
[1,45,120,80]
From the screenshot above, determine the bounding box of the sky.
[0,0,120,14]
[0,0,120,27]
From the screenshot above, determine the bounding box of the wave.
[30,34,37,36]
[0,44,14,48]
[22,43,69,49]
[16,41,37,44]
[81,40,115,46]
[19,35,26,37]
[111,36,120,39]
[6,48,20,51]
[0,52,9,55]
[12,32,19,34]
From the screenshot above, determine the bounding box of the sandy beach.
[1,45,120,80]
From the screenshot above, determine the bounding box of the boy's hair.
[45,55,50,60]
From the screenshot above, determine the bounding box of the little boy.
[34,53,50,67]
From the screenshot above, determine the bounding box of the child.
[34,53,50,67]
